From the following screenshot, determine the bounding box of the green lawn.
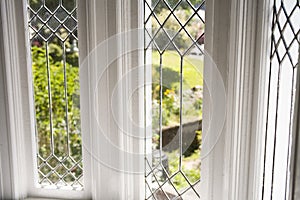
[152,50,203,90]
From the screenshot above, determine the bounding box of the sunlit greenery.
[32,45,82,182]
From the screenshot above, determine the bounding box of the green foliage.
[29,0,81,185]
[32,45,82,165]
[166,147,201,190]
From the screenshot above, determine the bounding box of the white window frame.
[200,0,273,199]
[0,0,284,199]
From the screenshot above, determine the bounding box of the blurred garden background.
[148,0,204,193]
[29,0,204,192]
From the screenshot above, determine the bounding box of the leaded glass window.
[144,0,205,199]
[27,0,83,190]
[263,0,299,199]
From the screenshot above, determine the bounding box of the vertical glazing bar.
[179,56,183,170]
[63,43,70,156]
[159,54,163,162]
[285,68,296,198]
[270,2,283,197]
[292,44,300,199]
[270,61,282,200]
[262,2,276,198]
[45,41,54,155]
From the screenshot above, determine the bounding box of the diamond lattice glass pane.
[145,0,204,198]
[263,0,300,198]
[27,0,83,189]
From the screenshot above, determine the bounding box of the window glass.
[27,0,83,190]
[144,0,205,199]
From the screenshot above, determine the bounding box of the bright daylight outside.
[145,0,205,199]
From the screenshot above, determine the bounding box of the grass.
[152,50,203,90]
[151,51,202,190]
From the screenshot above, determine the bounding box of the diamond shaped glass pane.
[163,14,181,34]
[170,172,189,191]
[29,16,43,32]
[39,164,51,177]
[48,156,59,168]
[189,0,205,9]
[165,0,180,9]
[63,174,76,183]
[277,9,287,27]
[48,172,60,184]
[62,0,76,13]
[153,1,171,24]
[39,25,53,40]
[56,164,68,176]
[45,0,59,12]
[64,16,77,32]
[172,0,193,25]
[29,0,43,12]
[153,28,171,52]
[289,6,300,32]
[173,29,194,54]
[47,16,61,31]
[55,7,68,22]
[37,6,51,22]
[63,157,76,169]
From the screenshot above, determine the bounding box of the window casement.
[1,0,299,200]
[26,0,84,190]
[262,0,300,199]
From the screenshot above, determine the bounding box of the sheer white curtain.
[78,0,145,199]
